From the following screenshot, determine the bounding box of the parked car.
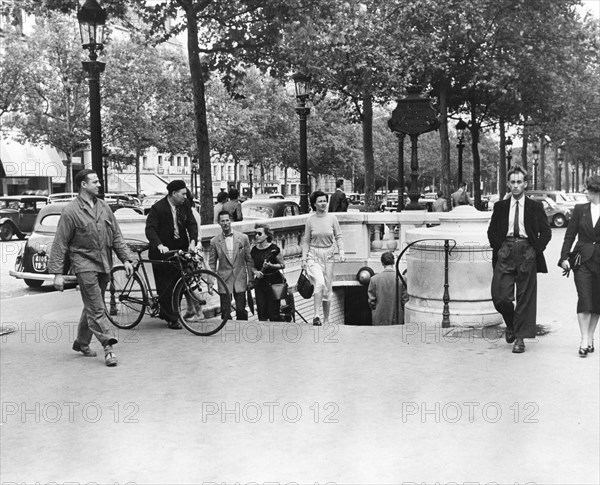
[0,195,49,241]
[48,192,78,203]
[529,195,572,228]
[9,202,147,287]
[9,202,70,286]
[568,193,588,204]
[241,198,301,220]
[104,193,144,214]
[526,190,577,212]
[141,194,165,214]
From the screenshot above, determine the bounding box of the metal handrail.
[395,238,457,328]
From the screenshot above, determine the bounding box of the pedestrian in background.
[251,223,285,321]
[213,190,228,224]
[328,178,349,212]
[432,191,448,212]
[49,169,134,367]
[301,190,346,326]
[209,210,254,321]
[145,179,198,329]
[222,187,243,222]
[559,174,600,357]
[451,181,472,208]
[487,165,552,354]
[368,251,408,325]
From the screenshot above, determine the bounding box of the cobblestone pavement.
[1,228,598,484]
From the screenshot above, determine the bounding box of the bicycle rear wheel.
[105,266,147,329]
[173,269,230,336]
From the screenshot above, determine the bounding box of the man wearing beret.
[145,180,198,329]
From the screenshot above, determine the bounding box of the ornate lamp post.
[78,0,107,198]
[532,144,540,190]
[455,119,467,184]
[506,136,513,169]
[248,162,254,198]
[292,72,311,214]
[102,147,110,193]
[557,143,564,191]
[191,159,199,198]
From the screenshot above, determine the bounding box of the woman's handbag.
[271,281,289,300]
[297,269,314,299]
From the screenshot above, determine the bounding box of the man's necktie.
[174,207,181,239]
[514,201,520,238]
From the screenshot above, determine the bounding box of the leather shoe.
[312,316,322,326]
[505,329,516,344]
[588,341,594,353]
[168,320,182,329]
[579,347,588,358]
[72,341,97,357]
[512,338,525,353]
[105,351,118,367]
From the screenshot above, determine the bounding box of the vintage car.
[104,193,144,214]
[241,198,301,220]
[48,192,78,203]
[0,195,49,241]
[9,202,147,287]
[528,194,572,228]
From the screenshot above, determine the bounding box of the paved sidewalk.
[1,230,598,484]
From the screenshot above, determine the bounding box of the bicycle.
[104,239,230,336]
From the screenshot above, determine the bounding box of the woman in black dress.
[559,175,600,357]
[251,223,285,321]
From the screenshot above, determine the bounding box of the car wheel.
[553,214,566,228]
[24,279,44,288]
[0,224,14,241]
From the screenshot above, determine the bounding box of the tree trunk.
[362,94,376,211]
[437,81,452,208]
[521,124,528,170]
[135,146,141,197]
[469,106,482,209]
[539,136,546,190]
[499,120,507,199]
[182,1,213,225]
[553,145,559,190]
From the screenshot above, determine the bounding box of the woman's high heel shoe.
[588,341,594,353]
[579,347,589,358]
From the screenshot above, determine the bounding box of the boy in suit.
[209,211,255,320]
[487,165,552,353]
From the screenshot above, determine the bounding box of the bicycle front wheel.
[105,266,147,329]
[173,269,230,336]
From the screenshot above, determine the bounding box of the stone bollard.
[404,205,502,328]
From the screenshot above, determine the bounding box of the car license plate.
[32,253,48,272]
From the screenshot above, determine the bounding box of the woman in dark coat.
[251,223,285,321]
[559,175,600,357]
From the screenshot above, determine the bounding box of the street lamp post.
[572,167,575,193]
[248,162,254,198]
[292,72,311,214]
[102,148,110,193]
[78,0,107,198]
[506,136,513,170]
[532,144,540,190]
[191,159,199,198]
[455,119,467,185]
[557,143,564,191]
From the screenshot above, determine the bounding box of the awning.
[108,172,168,195]
[0,140,67,182]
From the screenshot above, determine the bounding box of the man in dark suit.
[487,165,552,353]
[145,180,198,329]
[328,179,348,213]
[209,210,254,321]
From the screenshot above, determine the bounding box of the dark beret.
[166,179,186,193]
